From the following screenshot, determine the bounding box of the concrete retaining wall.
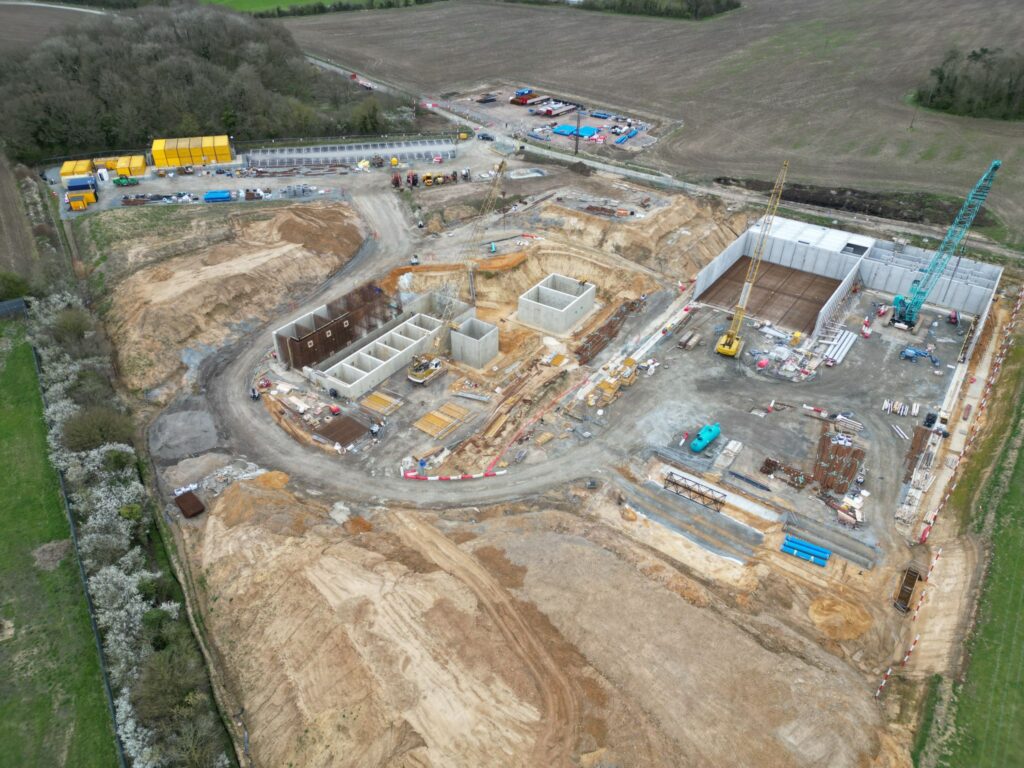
[696,218,1002,342]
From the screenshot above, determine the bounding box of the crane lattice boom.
[715,161,789,357]
[893,160,1001,326]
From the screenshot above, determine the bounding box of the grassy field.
[0,326,117,768]
[284,0,1024,243]
[940,385,1024,767]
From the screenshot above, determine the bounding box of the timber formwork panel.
[413,401,470,439]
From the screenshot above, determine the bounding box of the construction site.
[123,126,1015,768]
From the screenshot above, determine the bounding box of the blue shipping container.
[66,176,97,191]
[204,191,232,203]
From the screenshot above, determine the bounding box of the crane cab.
[716,332,742,357]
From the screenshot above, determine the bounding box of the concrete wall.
[859,242,1001,316]
[693,234,747,298]
[812,256,865,339]
[451,318,499,368]
[517,273,596,334]
[305,292,473,400]
[695,218,1002,343]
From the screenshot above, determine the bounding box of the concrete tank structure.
[517,273,596,335]
[451,317,499,369]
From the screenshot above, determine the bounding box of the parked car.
[477,133,495,141]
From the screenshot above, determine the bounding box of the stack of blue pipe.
[780,535,831,567]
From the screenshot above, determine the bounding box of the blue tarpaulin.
[577,126,599,138]
[552,125,576,136]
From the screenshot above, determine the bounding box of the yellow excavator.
[715,160,789,357]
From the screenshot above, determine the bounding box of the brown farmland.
[0,157,34,277]
[0,3,101,53]
[286,0,1024,242]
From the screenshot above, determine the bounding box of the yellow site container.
[93,157,117,170]
[116,156,132,177]
[189,137,204,163]
[129,155,146,175]
[213,135,232,162]
[164,139,180,167]
[60,161,77,177]
[69,199,87,212]
[68,190,96,204]
[202,136,215,163]
[151,139,167,168]
[74,159,93,175]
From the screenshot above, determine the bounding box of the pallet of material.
[360,390,403,416]
[414,402,470,439]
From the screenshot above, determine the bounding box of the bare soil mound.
[105,202,363,397]
[184,478,890,768]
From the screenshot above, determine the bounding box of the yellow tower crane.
[715,160,789,357]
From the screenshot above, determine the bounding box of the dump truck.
[893,565,923,612]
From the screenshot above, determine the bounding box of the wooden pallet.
[360,390,403,416]
[413,401,471,439]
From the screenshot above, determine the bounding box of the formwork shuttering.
[694,218,1002,345]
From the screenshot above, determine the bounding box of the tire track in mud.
[392,510,580,766]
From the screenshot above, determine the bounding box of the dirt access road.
[393,511,579,765]
[286,0,1024,243]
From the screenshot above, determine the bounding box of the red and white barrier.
[403,469,508,481]
[875,667,894,698]
[900,634,921,667]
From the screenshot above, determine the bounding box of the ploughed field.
[284,0,1024,242]
[0,4,101,53]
